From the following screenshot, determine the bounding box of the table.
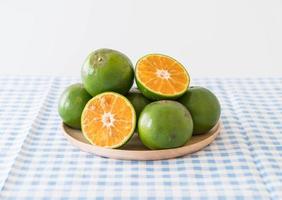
[0,76,281,199]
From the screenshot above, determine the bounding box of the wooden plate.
[62,121,222,160]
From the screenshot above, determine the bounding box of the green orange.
[126,88,151,119]
[81,48,134,96]
[138,101,193,149]
[81,92,136,148]
[135,54,190,100]
[58,83,92,129]
[178,86,221,134]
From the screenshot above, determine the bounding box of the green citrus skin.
[81,48,134,96]
[178,86,221,135]
[135,79,185,100]
[138,101,193,150]
[126,88,151,119]
[58,83,92,129]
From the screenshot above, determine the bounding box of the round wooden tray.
[61,121,222,160]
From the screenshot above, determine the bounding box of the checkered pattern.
[0,76,281,200]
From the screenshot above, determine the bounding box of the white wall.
[0,0,281,77]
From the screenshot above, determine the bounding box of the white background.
[0,0,281,77]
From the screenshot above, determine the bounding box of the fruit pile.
[58,49,221,150]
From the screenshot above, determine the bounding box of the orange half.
[81,92,136,148]
[136,54,190,100]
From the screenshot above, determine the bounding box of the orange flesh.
[137,55,189,95]
[81,93,135,148]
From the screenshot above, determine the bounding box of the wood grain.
[61,121,222,160]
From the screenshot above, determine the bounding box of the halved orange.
[135,54,190,100]
[81,92,136,148]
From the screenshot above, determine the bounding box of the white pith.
[156,69,171,80]
[102,112,115,128]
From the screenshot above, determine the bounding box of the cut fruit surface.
[81,92,136,148]
[136,54,190,100]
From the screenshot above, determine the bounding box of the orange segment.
[136,54,189,96]
[81,92,136,148]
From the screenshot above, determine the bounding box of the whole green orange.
[81,48,134,96]
[126,88,151,119]
[58,83,92,129]
[178,86,221,134]
[138,101,193,149]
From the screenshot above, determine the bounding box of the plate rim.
[61,121,222,160]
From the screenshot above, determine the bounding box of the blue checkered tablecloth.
[0,76,281,200]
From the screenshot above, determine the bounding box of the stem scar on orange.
[81,92,136,148]
[135,54,190,100]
